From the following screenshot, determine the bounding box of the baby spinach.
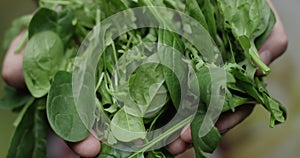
[111,108,146,142]
[47,71,89,142]
[2,0,286,158]
[98,143,133,158]
[23,31,64,98]
[128,63,168,116]
[29,8,74,44]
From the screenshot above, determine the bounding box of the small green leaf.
[97,143,133,158]
[29,8,74,44]
[111,108,146,142]
[23,31,64,98]
[127,63,168,116]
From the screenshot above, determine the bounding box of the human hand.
[2,0,287,156]
[167,0,288,155]
[2,30,101,158]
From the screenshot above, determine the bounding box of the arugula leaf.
[47,71,89,142]
[23,31,64,98]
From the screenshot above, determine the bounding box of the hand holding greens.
[1,0,286,158]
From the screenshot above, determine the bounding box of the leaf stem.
[15,30,28,54]
[128,115,193,158]
[249,44,270,75]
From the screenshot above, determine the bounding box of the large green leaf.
[47,71,89,142]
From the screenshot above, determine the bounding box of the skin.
[1,0,287,157]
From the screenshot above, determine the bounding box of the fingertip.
[2,31,26,88]
[71,134,101,158]
[259,50,271,66]
[180,125,192,143]
[167,138,188,155]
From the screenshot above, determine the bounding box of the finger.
[259,0,288,65]
[180,124,192,144]
[2,30,26,88]
[69,133,101,158]
[167,137,188,155]
[215,105,255,134]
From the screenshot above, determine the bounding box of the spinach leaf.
[256,78,286,127]
[29,8,74,44]
[23,31,64,98]
[146,148,175,158]
[217,0,274,75]
[2,0,287,157]
[97,143,133,158]
[157,29,187,109]
[191,111,221,158]
[185,0,208,31]
[47,71,89,142]
[110,108,146,142]
[128,63,168,116]
[0,86,32,110]
[7,99,47,158]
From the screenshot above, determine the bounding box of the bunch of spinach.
[1,0,286,158]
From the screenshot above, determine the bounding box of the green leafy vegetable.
[29,8,74,44]
[111,108,146,142]
[7,98,47,158]
[2,0,286,158]
[191,111,221,158]
[23,31,64,98]
[47,71,89,142]
[217,0,275,75]
[0,86,32,110]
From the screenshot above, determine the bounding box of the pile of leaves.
[0,0,286,158]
